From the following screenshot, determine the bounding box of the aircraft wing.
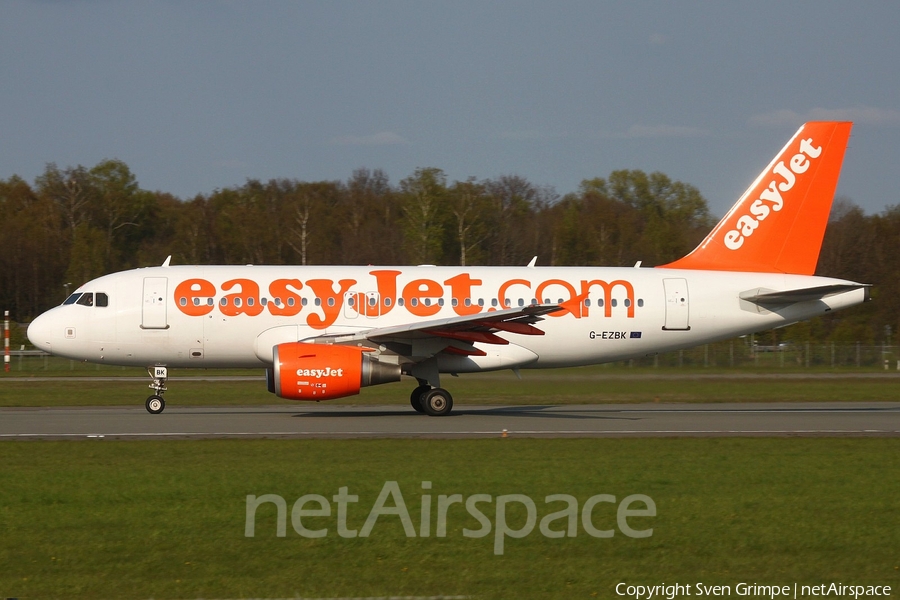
[301,303,565,358]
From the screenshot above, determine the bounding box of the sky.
[2,1,899,218]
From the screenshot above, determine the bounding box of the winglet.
[661,122,852,275]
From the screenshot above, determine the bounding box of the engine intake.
[271,342,401,401]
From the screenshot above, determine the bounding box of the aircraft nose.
[27,312,54,353]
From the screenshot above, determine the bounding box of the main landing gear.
[145,366,168,414]
[410,384,453,417]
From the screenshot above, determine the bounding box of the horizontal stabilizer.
[740,284,870,305]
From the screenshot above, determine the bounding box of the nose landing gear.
[146,366,168,414]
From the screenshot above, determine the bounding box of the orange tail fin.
[661,121,852,275]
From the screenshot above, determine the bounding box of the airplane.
[27,121,868,416]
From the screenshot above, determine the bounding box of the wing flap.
[302,304,561,349]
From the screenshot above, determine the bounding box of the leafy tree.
[447,178,491,266]
[606,170,712,265]
[399,167,448,264]
[89,159,147,270]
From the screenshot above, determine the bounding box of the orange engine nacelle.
[270,343,401,401]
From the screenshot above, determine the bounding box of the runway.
[1,402,898,440]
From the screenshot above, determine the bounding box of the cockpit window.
[63,293,82,305]
[96,292,109,307]
[75,293,94,307]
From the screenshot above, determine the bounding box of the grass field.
[3,365,900,407]
[0,438,897,599]
[2,358,898,598]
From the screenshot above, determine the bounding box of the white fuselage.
[27,265,866,372]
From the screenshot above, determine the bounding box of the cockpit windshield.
[62,292,107,307]
[76,293,94,306]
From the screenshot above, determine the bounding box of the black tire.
[146,395,166,414]
[410,385,430,413]
[421,388,453,417]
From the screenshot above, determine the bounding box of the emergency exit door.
[663,278,690,330]
[142,277,169,329]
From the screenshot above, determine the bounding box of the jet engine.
[269,342,401,401]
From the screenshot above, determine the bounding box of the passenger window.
[584,299,591,307]
[76,293,94,307]
[637,299,644,307]
[611,299,618,307]
[96,293,109,307]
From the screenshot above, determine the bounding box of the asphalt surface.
[4,373,900,382]
[1,402,898,440]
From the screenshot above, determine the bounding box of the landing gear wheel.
[410,385,430,413]
[146,366,169,414]
[421,388,453,417]
[146,394,166,414]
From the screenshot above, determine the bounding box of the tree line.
[0,159,894,345]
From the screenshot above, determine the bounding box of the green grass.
[0,438,897,598]
[3,367,900,407]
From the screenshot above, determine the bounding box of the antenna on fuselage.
[161,256,172,267]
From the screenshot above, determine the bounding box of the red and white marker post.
[3,310,9,372]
